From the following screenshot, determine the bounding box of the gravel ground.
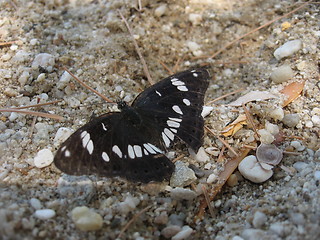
[0,0,319,240]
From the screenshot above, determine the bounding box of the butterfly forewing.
[54,67,210,183]
[132,68,210,151]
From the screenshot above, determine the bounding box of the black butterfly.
[54,68,210,183]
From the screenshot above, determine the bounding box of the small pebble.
[314,171,320,180]
[189,13,202,25]
[30,38,38,45]
[270,65,294,83]
[282,114,300,127]
[241,228,266,240]
[290,140,305,151]
[1,53,11,61]
[238,155,273,183]
[9,112,19,122]
[118,195,140,214]
[53,127,73,146]
[154,4,167,17]
[57,175,95,202]
[252,211,267,228]
[257,129,275,144]
[189,147,210,163]
[170,187,197,201]
[207,173,218,184]
[32,53,55,72]
[292,161,308,172]
[201,106,214,118]
[172,225,193,240]
[265,122,279,135]
[18,70,30,86]
[269,222,286,237]
[311,115,320,126]
[30,198,42,210]
[274,39,302,60]
[71,206,103,231]
[13,50,30,62]
[154,212,168,225]
[268,107,284,121]
[227,174,238,187]
[34,209,56,220]
[170,161,197,187]
[34,149,54,168]
[161,225,181,238]
[186,41,202,57]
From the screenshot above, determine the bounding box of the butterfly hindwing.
[54,113,174,183]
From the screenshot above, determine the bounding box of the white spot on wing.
[101,123,107,131]
[193,73,198,77]
[143,143,156,154]
[171,80,185,86]
[164,128,174,140]
[177,86,188,91]
[128,145,135,159]
[87,140,94,154]
[169,117,182,122]
[170,128,178,133]
[102,152,110,162]
[65,150,70,157]
[171,78,179,82]
[183,98,191,106]
[112,145,123,158]
[162,132,171,147]
[134,145,143,157]
[61,146,66,151]
[148,143,163,153]
[172,105,183,115]
[156,90,162,96]
[167,120,180,128]
[81,131,90,148]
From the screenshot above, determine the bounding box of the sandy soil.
[0,0,319,239]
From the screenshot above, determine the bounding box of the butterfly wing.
[131,68,210,151]
[54,112,174,183]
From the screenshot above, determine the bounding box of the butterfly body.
[54,68,210,183]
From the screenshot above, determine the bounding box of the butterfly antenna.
[118,10,154,85]
[62,67,115,104]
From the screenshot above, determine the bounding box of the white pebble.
[71,206,103,231]
[238,155,273,183]
[257,129,275,144]
[54,127,73,146]
[30,38,38,45]
[270,65,294,83]
[282,114,300,127]
[30,198,42,210]
[32,53,55,72]
[290,140,305,151]
[274,39,302,60]
[1,53,11,61]
[314,171,320,181]
[9,112,19,122]
[189,147,210,163]
[34,149,54,168]
[170,161,197,187]
[189,13,202,25]
[13,50,30,62]
[154,4,167,17]
[118,195,140,214]
[311,115,320,126]
[265,122,279,135]
[186,41,202,57]
[34,209,56,220]
[252,211,267,228]
[268,107,284,121]
[207,173,217,184]
[170,187,197,200]
[18,70,30,86]
[36,73,46,82]
[293,161,308,172]
[172,225,193,240]
[201,106,214,118]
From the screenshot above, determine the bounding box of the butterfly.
[54,68,210,183]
